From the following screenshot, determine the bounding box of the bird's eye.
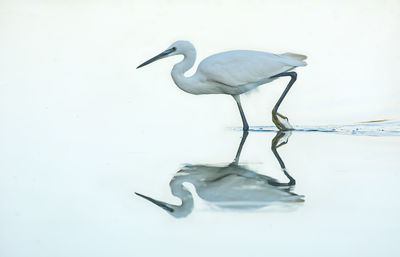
[172,47,177,51]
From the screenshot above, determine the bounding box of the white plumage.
[135,131,303,218]
[137,40,307,130]
[198,50,306,87]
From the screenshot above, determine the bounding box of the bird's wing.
[197,50,306,87]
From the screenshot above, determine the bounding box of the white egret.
[137,41,307,131]
[135,131,303,218]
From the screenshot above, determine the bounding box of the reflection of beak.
[135,192,174,213]
[136,48,176,69]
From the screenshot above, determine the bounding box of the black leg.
[270,72,297,131]
[270,131,295,186]
[233,130,249,164]
[232,95,249,131]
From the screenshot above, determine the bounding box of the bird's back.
[196,50,307,88]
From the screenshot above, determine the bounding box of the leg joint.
[271,71,297,81]
[285,71,297,81]
[290,71,297,80]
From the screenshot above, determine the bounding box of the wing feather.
[196,50,306,87]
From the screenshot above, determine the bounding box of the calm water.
[2,121,399,257]
[1,1,400,256]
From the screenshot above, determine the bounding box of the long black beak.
[136,47,176,69]
[135,192,174,213]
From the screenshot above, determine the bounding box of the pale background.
[1,1,399,257]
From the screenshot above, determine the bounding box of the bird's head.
[136,40,195,69]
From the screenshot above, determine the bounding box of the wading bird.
[135,131,303,218]
[137,41,307,131]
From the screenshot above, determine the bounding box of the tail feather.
[281,52,307,61]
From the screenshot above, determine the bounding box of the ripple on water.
[244,120,400,137]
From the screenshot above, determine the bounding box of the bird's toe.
[272,113,294,131]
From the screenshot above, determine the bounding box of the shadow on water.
[248,120,400,137]
[135,131,304,218]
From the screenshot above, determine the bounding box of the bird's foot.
[272,112,294,131]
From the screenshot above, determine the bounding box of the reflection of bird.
[137,41,307,131]
[135,131,304,218]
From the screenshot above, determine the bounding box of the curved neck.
[165,177,194,218]
[135,176,194,218]
[170,175,194,204]
[171,49,197,94]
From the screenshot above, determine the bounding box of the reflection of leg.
[270,72,297,131]
[271,131,295,186]
[271,131,291,169]
[282,169,295,186]
[233,130,249,164]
